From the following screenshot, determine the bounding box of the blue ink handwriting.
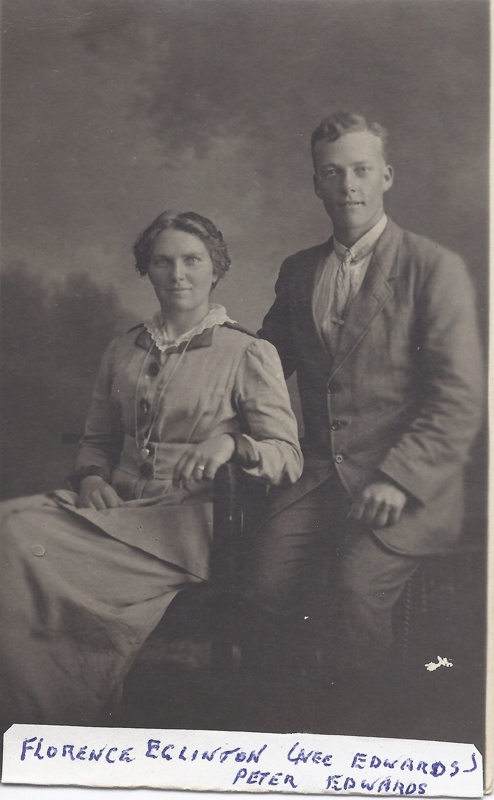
[145,739,267,765]
[350,751,478,777]
[20,737,135,764]
[233,769,298,788]
[287,741,333,767]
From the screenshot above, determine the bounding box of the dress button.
[334,454,344,464]
[140,462,154,478]
[31,544,45,556]
[148,362,160,377]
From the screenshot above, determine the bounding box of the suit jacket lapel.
[330,219,402,376]
[296,240,335,371]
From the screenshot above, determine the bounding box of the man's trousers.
[245,474,421,685]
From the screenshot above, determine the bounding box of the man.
[250,112,483,709]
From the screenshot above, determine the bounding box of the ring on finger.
[195,464,206,473]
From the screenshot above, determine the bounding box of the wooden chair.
[395,544,486,679]
[155,463,266,671]
[118,463,265,729]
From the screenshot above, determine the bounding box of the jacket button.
[148,362,160,377]
[140,462,154,478]
[31,544,45,556]
[139,398,151,412]
[328,383,341,394]
[334,454,344,464]
[331,422,342,431]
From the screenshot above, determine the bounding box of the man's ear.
[383,164,394,193]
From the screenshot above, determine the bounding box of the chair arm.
[211,463,268,587]
[211,463,243,589]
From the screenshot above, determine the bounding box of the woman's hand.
[77,475,123,510]
[173,434,235,491]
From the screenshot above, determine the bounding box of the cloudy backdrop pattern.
[1,0,488,496]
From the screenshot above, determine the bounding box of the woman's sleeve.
[232,338,303,486]
[67,338,124,491]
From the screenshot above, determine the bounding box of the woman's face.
[148,229,215,320]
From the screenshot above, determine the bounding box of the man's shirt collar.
[333,214,388,263]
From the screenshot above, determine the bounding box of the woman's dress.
[0,306,302,726]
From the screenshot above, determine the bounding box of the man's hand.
[78,475,123,510]
[173,434,236,491]
[349,480,407,528]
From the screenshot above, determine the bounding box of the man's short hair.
[311,112,389,167]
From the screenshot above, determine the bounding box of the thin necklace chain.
[133,326,199,456]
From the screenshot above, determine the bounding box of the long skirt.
[0,491,210,727]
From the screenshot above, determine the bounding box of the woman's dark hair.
[133,210,231,284]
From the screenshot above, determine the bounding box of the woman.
[0,210,302,727]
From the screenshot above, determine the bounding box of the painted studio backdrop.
[1,0,488,499]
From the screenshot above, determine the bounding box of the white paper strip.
[2,725,483,797]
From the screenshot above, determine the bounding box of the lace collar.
[144,303,236,353]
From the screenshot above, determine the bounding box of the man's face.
[313,130,393,244]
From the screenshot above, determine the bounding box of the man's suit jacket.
[259,218,483,556]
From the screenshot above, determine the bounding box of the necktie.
[332,249,353,327]
[321,249,355,354]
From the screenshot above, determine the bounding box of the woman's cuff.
[224,432,261,469]
[66,466,109,493]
